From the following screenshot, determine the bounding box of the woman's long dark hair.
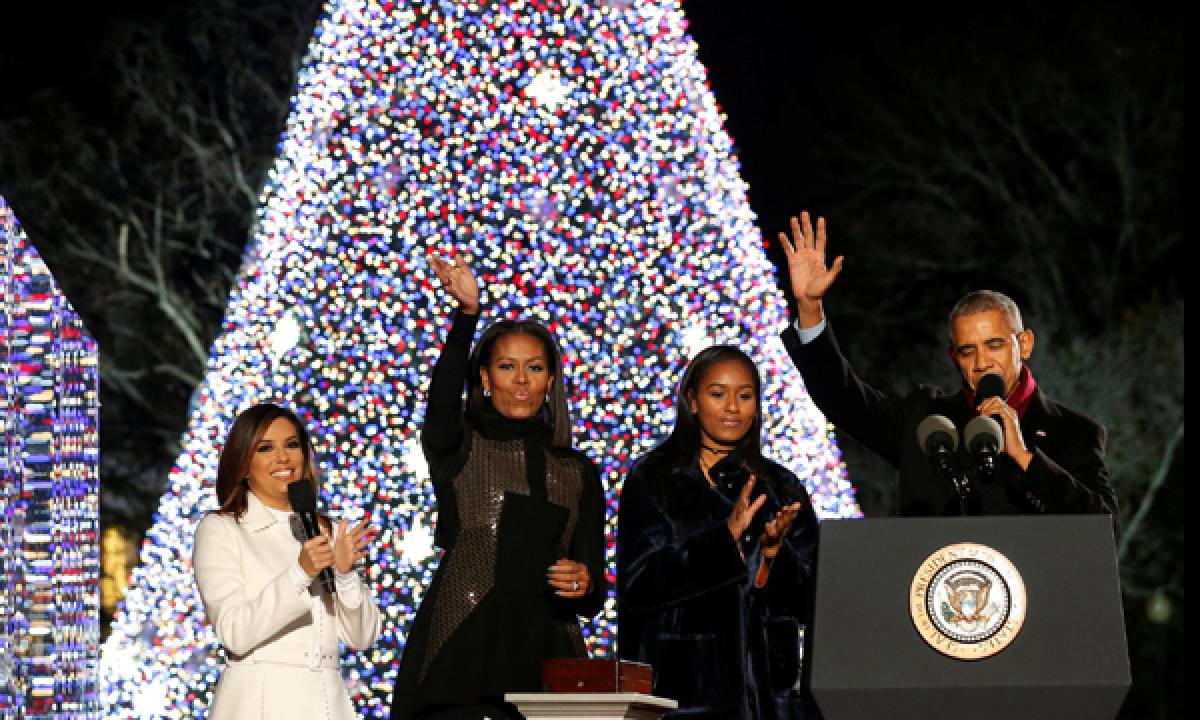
[652,345,773,482]
[465,319,573,449]
[215,403,319,519]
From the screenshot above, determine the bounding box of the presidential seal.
[910,542,1026,660]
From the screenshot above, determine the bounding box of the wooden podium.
[504,693,677,720]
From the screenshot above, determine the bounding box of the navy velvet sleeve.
[754,467,819,617]
[617,461,747,615]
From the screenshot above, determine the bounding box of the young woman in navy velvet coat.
[617,346,819,719]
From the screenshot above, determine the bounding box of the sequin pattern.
[419,432,583,679]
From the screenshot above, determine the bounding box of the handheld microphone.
[287,479,337,595]
[916,414,973,514]
[975,373,1006,409]
[964,415,1005,482]
[970,373,1007,484]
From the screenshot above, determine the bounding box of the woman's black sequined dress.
[390,311,607,720]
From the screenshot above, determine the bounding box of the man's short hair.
[948,290,1025,341]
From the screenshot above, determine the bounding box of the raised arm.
[421,251,482,458]
[778,214,909,465]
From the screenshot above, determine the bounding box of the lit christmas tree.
[2,195,101,718]
[100,1,859,716]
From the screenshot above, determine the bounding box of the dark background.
[0,1,1182,717]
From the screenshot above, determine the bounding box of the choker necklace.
[701,443,731,455]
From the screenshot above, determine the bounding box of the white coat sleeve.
[193,514,313,656]
[329,522,382,650]
[333,571,382,650]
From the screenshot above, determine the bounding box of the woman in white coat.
[194,403,382,719]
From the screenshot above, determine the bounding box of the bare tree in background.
[1037,300,1184,591]
[802,7,1182,716]
[0,0,322,536]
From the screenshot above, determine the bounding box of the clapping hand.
[333,517,375,575]
[727,475,768,544]
[761,502,804,559]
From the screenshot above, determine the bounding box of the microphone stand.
[918,415,974,516]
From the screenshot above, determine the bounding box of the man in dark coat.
[777,212,1116,519]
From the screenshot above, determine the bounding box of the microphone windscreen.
[916,414,958,454]
[286,478,318,513]
[964,415,1004,453]
[975,373,1006,407]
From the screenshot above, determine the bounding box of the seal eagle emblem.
[910,543,1027,659]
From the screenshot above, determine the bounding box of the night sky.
[3,1,1177,286]
[0,2,1053,260]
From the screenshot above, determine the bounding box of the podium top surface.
[505,693,678,709]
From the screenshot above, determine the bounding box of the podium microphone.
[964,415,1005,482]
[287,479,337,595]
[916,414,973,515]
